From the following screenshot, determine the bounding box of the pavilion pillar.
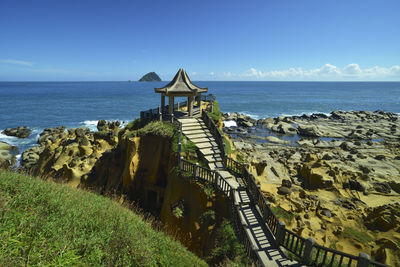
[188,96,194,116]
[197,93,201,107]
[168,95,174,116]
[161,93,165,111]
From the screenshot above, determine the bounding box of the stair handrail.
[201,111,226,162]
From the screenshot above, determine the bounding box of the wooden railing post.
[264,201,270,221]
[276,221,286,246]
[303,237,316,264]
[158,107,162,121]
[214,171,219,186]
[194,163,198,178]
[357,253,370,267]
[180,156,184,169]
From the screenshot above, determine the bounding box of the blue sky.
[0,0,399,81]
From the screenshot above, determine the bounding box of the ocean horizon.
[1,81,400,154]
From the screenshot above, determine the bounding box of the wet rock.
[2,126,31,138]
[277,122,297,135]
[265,136,290,145]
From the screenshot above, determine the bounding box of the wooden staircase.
[179,116,300,267]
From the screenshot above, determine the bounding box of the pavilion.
[154,69,208,118]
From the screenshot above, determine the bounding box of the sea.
[1,81,400,157]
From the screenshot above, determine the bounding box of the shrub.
[208,101,222,122]
[271,206,295,221]
[343,227,373,244]
[223,136,231,155]
[136,121,176,138]
[208,219,248,265]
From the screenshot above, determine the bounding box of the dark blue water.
[1,81,399,154]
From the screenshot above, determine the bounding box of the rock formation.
[2,126,31,138]
[223,110,400,266]
[139,72,162,82]
[0,141,17,168]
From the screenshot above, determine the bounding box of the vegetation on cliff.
[208,101,222,122]
[0,170,206,266]
[138,72,161,82]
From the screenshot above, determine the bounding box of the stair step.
[182,129,211,135]
[205,155,222,163]
[234,190,252,205]
[199,148,221,156]
[182,126,208,132]
[186,133,213,140]
[196,142,216,149]
[209,162,224,170]
[181,122,206,128]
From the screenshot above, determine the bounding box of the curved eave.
[154,68,208,95]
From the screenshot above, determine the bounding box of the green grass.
[208,101,222,122]
[0,170,206,266]
[236,154,245,163]
[223,136,231,155]
[207,220,250,266]
[343,227,374,244]
[136,121,176,138]
[271,206,295,221]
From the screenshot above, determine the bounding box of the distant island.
[139,72,161,82]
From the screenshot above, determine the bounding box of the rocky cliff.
[21,119,229,258]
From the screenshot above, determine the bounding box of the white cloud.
[343,63,362,75]
[0,59,33,67]
[217,64,400,81]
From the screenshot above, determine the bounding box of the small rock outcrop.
[0,141,18,168]
[2,126,31,138]
[139,72,162,82]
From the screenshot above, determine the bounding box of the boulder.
[300,164,334,189]
[0,141,18,168]
[278,186,291,195]
[2,126,31,138]
[282,178,292,188]
[277,122,297,135]
[373,182,391,194]
[297,125,322,137]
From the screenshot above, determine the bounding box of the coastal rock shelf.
[223,110,400,266]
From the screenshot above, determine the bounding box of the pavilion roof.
[154,69,208,95]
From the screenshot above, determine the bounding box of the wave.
[79,119,130,132]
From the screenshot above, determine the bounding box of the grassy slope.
[0,170,207,266]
